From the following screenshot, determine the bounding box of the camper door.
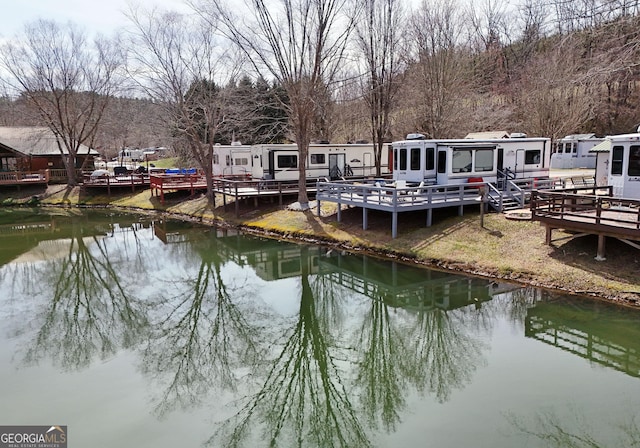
[610,143,640,198]
[328,153,346,180]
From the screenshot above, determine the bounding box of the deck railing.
[316,179,485,210]
[531,188,640,230]
[0,169,50,185]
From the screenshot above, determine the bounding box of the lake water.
[0,208,639,448]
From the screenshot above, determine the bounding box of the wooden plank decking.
[530,188,640,260]
[150,173,208,204]
[316,180,486,238]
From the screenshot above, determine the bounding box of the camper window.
[452,150,472,173]
[277,154,297,169]
[629,145,640,176]
[475,149,493,171]
[235,157,248,166]
[525,150,541,165]
[410,148,421,170]
[426,147,435,170]
[399,148,407,170]
[213,154,219,164]
[310,154,325,164]
[437,151,446,173]
[611,146,624,175]
[226,155,231,166]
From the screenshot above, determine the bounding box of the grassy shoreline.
[3,183,640,308]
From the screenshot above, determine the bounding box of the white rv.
[117,148,145,162]
[550,134,601,169]
[592,133,640,199]
[391,134,551,185]
[250,142,391,181]
[212,144,252,177]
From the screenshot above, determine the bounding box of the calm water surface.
[0,208,639,448]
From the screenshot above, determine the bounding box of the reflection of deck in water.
[213,230,322,281]
[212,229,494,311]
[0,221,54,236]
[525,299,640,377]
[320,253,492,311]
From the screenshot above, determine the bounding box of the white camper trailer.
[592,133,640,199]
[391,134,551,185]
[550,134,601,169]
[117,148,145,162]
[212,144,252,177]
[250,142,391,181]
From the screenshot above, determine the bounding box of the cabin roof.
[0,126,98,156]
[589,140,612,152]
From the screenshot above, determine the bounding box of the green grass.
[149,157,180,169]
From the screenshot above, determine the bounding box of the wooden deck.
[316,180,487,238]
[0,170,50,187]
[530,187,640,260]
[150,173,208,204]
[212,178,320,216]
[83,173,150,194]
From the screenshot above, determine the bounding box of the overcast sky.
[0,0,191,39]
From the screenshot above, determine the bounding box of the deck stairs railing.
[486,176,569,212]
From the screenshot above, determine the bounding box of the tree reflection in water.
[214,246,371,448]
[508,408,640,448]
[23,218,149,371]
[142,233,263,417]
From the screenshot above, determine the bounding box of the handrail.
[0,169,50,184]
[485,182,503,211]
[316,179,485,210]
[531,189,640,230]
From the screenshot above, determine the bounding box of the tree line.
[1,0,639,206]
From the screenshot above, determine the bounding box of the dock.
[530,187,640,260]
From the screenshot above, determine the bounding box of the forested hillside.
[1,0,639,154]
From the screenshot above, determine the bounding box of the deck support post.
[596,234,606,261]
[392,211,398,238]
[426,209,432,227]
[337,202,342,222]
[458,205,464,216]
[363,207,368,230]
[235,195,239,217]
[317,199,321,217]
[545,225,552,245]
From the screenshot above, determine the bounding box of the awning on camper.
[589,140,611,153]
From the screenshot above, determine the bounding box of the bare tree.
[200,0,356,209]
[126,7,239,205]
[402,0,475,138]
[513,41,596,140]
[0,20,125,185]
[355,0,405,175]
